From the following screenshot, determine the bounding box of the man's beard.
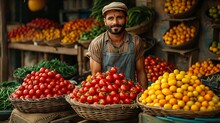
[106,24,126,35]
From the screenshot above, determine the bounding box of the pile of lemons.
[139,69,220,111]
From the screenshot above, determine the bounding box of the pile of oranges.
[163,22,196,46]
[139,69,220,111]
[164,0,197,15]
[187,60,220,77]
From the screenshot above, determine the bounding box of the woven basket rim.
[136,93,220,117]
[9,95,66,102]
[66,95,139,109]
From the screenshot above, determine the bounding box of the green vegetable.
[127,6,154,27]
[0,81,20,110]
[13,59,78,79]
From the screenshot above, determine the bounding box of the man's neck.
[107,31,125,43]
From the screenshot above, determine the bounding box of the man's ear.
[126,16,128,24]
[104,18,107,25]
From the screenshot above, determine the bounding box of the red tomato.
[106,75,114,83]
[35,90,42,97]
[99,79,107,87]
[100,86,108,92]
[113,74,120,80]
[124,98,132,104]
[47,71,55,77]
[119,92,126,99]
[110,67,117,74]
[44,89,51,95]
[112,96,120,104]
[109,91,117,97]
[114,79,122,86]
[91,79,98,85]
[130,92,137,99]
[39,67,46,73]
[107,84,114,92]
[88,87,96,96]
[87,96,94,104]
[98,92,106,99]
[118,73,125,79]
[106,95,113,104]
[55,74,62,80]
[120,84,129,91]
[99,99,106,105]
[85,82,92,88]
[92,95,99,102]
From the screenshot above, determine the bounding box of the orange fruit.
[191,104,199,111]
[169,98,177,105]
[169,85,177,92]
[177,100,185,107]
[164,103,172,109]
[204,94,212,101]
[201,101,208,107]
[200,106,207,111]
[161,82,169,89]
[165,95,174,101]
[172,104,180,110]
[162,88,172,96]
[174,93,183,99]
[157,94,165,100]
[182,96,190,102]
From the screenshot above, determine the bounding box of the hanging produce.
[28,0,45,12]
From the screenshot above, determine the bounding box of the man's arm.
[90,57,102,75]
[136,56,148,90]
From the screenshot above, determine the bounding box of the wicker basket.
[66,95,140,121]
[9,95,72,113]
[126,18,154,35]
[137,93,220,119]
[167,0,199,19]
[60,42,76,48]
[45,38,62,47]
[205,7,220,24]
[163,20,200,50]
[33,39,46,46]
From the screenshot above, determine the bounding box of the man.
[88,2,147,89]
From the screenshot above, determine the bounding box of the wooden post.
[0,0,8,82]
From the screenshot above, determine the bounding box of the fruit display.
[11,67,75,99]
[207,5,220,21]
[13,59,77,79]
[61,18,101,44]
[139,69,220,111]
[69,67,142,105]
[209,41,220,55]
[144,56,176,82]
[164,0,197,15]
[32,29,45,42]
[187,60,220,77]
[8,25,36,42]
[26,18,60,29]
[79,25,106,41]
[163,22,196,46]
[43,27,62,41]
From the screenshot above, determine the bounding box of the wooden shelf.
[8,43,78,55]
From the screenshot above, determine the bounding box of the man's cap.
[102,2,128,15]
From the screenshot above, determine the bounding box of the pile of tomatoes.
[145,56,176,82]
[70,67,143,105]
[11,67,75,99]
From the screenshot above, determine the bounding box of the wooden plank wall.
[0,0,8,82]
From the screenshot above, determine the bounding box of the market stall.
[1,0,220,123]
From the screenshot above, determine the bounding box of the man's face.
[104,10,127,35]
